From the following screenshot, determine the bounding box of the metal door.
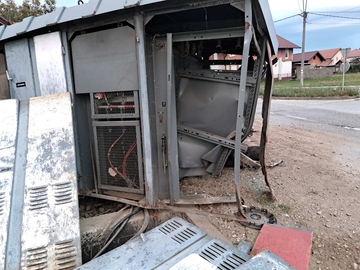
[4,39,36,101]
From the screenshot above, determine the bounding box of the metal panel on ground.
[76,217,207,270]
[4,39,36,101]
[21,93,81,269]
[0,99,18,269]
[34,32,67,96]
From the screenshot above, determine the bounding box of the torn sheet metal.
[237,250,295,270]
[20,93,81,269]
[0,99,18,269]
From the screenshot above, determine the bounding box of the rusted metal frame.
[163,205,248,223]
[259,39,275,198]
[234,0,252,218]
[162,195,236,205]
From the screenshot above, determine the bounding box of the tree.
[0,0,56,24]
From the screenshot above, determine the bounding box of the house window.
[285,49,289,59]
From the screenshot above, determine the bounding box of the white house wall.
[273,59,292,79]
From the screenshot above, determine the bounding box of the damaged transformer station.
[0,0,279,268]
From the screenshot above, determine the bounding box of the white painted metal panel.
[34,32,67,96]
[21,92,81,269]
[0,99,18,269]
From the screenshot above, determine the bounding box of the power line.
[309,12,360,20]
[274,14,300,23]
[308,5,360,22]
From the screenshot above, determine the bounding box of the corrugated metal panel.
[0,99,18,269]
[20,93,82,269]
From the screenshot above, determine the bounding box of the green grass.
[260,73,360,97]
[278,204,291,213]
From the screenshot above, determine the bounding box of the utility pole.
[300,11,307,86]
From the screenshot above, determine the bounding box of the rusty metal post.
[259,40,275,198]
[234,0,253,217]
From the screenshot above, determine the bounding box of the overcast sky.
[268,0,360,52]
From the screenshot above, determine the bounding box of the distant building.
[210,35,299,81]
[348,49,360,63]
[318,48,343,67]
[273,35,300,80]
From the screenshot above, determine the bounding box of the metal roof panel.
[1,16,33,40]
[96,0,127,15]
[57,4,83,24]
[27,7,65,32]
[81,0,103,18]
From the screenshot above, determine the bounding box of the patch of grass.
[278,204,291,213]
[256,196,272,206]
[259,73,360,97]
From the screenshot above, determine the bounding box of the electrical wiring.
[129,208,150,241]
[107,133,139,188]
[92,207,141,259]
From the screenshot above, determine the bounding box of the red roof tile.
[348,49,360,58]
[293,51,323,63]
[319,48,340,59]
[277,35,300,49]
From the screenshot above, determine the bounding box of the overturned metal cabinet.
[0,0,278,266]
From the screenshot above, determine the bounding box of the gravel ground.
[180,118,360,270]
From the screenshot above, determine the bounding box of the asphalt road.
[256,98,360,142]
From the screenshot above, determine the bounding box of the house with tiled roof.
[273,35,300,80]
[292,51,325,67]
[210,35,299,80]
[319,48,343,67]
[348,49,360,62]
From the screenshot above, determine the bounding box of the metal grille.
[54,240,78,270]
[95,124,143,193]
[197,239,250,270]
[91,91,139,119]
[25,246,48,269]
[28,186,48,211]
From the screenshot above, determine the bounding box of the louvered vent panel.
[25,246,48,270]
[29,186,48,210]
[55,240,77,270]
[197,239,250,270]
[54,182,73,205]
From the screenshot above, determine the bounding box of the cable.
[92,207,141,259]
[274,14,300,23]
[129,208,150,241]
[308,12,360,20]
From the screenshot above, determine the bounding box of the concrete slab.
[251,224,313,270]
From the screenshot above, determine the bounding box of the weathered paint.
[0,99,18,269]
[20,92,81,269]
[34,32,67,96]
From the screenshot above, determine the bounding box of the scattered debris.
[268,160,284,168]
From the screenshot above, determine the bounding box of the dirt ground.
[180,118,360,270]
